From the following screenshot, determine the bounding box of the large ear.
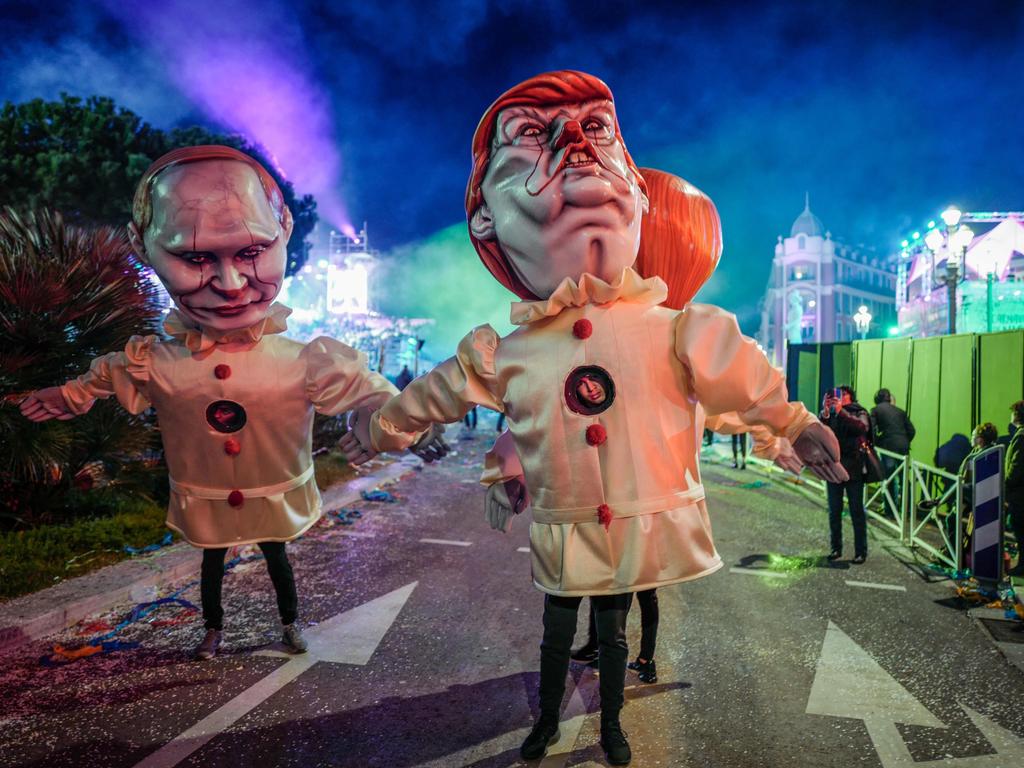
[127,221,149,264]
[470,204,496,240]
[280,204,294,243]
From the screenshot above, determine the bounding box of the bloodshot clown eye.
[564,366,615,416]
[206,400,247,433]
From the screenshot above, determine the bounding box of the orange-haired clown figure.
[340,71,846,764]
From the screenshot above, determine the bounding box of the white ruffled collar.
[163,302,292,353]
[510,268,668,325]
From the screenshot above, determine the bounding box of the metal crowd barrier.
[906,460,963,569]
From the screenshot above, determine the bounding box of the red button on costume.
[214,364,231,379]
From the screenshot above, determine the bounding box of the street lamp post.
[925,207,973,335]
[853,305,872,340]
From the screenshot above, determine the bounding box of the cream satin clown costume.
[370,268,817,596]
[61,302,397,548]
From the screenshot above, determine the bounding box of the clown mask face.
[471,98,647,299]
[130,160,293,332]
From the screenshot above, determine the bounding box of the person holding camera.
[820,386,872,564]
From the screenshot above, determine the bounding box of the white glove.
[484,477,529,532]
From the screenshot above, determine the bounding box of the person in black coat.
[820,386,871,563]
[1005,401,1024,576]
[871,388,916,513]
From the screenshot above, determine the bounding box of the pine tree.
[0,208,164,527]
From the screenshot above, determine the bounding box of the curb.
[0,455,422,656]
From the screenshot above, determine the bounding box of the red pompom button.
[214,364,231,379]
[597,503,613,530]
[572,319,593,339]
[586,424,607,446]
[227,490,244,507]
[224,438,241,456]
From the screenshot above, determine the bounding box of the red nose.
[554,120,586,150]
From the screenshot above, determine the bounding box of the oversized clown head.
[128,146,294,333]
[466,71,649,300]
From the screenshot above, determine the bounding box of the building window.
[798,235,806,250]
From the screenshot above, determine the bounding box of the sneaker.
[282,623,308,654]
[627,657,658,684]
[826,550,842,562]
[570,641,599,663]
[194,628,222,660]
[852,554,867,565]
[600,719,632,765]
[520,716,560,760]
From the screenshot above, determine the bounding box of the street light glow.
[924,228,944,252]
[941,206,962,228]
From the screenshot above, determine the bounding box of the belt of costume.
[168,464,316,500]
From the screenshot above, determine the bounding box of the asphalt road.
[2,427,1023,768]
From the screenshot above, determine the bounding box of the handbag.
[859,437,885,483]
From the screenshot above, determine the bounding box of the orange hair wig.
[634,168,721,309]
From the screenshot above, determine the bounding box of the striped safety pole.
[971,445,1005,587]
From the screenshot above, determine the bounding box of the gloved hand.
[772,437,805,476]
[410,423,450,463]
[484,476,529,532]
[20,386,79,422]
[339,407,378,466]
[791,422,849,483]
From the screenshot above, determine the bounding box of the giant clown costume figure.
[342,70,847,765]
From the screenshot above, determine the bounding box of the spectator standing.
[821,386,871,564]
[731,433,747,470]
[1005,402,1024,576]
[871,388,916,512]
[395,365,414,391]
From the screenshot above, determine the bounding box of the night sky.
[2,0,1022,347]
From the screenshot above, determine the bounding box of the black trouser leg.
[258,541,298,625]
[826,481,845,552]
[201,547,229,630]
[593,593,631,722]
[1009,504,1024,561]
[586,600,598,647]
[847,480,868,557]
[539,595,582,718]
[635,588,659,661]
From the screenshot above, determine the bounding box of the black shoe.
[740,462,746,470]
[826,550,842,562]
[570,642,599,663]
[852,554,867,565]
[732,461,739,468]
[627,657,658,683]
[520,717,560,760]
[601,719,632,765]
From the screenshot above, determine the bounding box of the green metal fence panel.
[831,344,852,396]
[797,349,820,416]
[938,335,976,455]
[853,340,883,405]
[908,338,941,464]
[977,330,1024,435]
[880,339,912,409]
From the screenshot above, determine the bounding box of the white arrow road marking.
[517,547,531,553]
[807,621,945,727]
[134,582,417,768]
[808,621,1024,766]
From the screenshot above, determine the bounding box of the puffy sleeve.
[304,336,399,416]
[371,325,504,452]
[480,429,524,487]
[674,304,817,442]
[60,335,156,415]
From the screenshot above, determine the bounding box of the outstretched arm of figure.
[480,428,530,531]
[705,412,804,475]
[357,326,504,461]
[21,338,155,422]
[676,305,847,484]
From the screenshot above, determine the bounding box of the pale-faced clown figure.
[20,146,438,660]
[341,71,846,764]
